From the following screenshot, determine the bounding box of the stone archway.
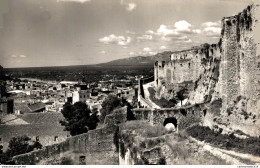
[163,117,178,132]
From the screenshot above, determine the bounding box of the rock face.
[154,4,260,136]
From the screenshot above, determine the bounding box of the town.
[0,0,260,166]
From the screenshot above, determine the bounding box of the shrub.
[148,87,176,108]
[186,125,260,156]
[158,157,166,165]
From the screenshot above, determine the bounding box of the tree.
[4,135,42,158]
[100,95,123,123]
[176,87,187,106]
[5,136,31,157]
[60,101,99,136]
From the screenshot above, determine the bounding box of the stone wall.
[219,4,259,115]
[132,102,210,130]
[12,125,119,165]
[104,106,128,126]
[154,43,221,103]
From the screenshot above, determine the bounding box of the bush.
[59,157,73,165]
[148,87,176,108]
[158,157,166,165]
[186,125,260,156]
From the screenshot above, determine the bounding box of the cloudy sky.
[0,0,252,68]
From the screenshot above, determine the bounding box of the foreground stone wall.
[12,125,119,165]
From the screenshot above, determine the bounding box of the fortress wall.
[154,4,260,136]
[220,5,259,115]
[154,44,221,103]
[12,125,119,165]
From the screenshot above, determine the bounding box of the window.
[54,136,58,141]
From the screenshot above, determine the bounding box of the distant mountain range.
[5,51,173,70]
[98,51,173,67]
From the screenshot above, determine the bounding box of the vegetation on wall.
[148,87,177,108]
[186,125,260,156]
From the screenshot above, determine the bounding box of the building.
[72,90,91,104]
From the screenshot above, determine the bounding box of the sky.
[0,0,253,68]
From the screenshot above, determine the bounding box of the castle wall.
[220,5,259,115]
[153,4,260,136]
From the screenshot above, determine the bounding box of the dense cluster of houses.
[4,76,137,115]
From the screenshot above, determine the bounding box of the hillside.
[98,51,173,67]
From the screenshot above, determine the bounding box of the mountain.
[98,51,173,67]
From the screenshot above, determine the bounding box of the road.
[142,82,161,109]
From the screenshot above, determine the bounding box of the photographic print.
[0,0,259,165]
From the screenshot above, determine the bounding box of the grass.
[120,120,167,138]
[118,120,168,164]
[186,125,260,156]
[117,121,228,165]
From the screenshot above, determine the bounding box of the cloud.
[202,21,221,27]
[137,47,157,56]
[159,46,167,50]
[137,34,153,41]
[57,0,91,3]
[126,3,137,11]
[121,0,137,12]
[192,29,201,34]
[184,39,192,43]
[145,30,155,35]
[204,27,221,34]
[201,21,221,35]
[174,20,191,32]
[143,47,151,52]
[99,34,131,46]
[178,36,188,40]
[157,24,178,36]
[161,36,172,41]
[126,30,135,35]
[129,52,136,56]
[10,55,27,58]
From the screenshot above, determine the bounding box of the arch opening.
[163,117,178,131]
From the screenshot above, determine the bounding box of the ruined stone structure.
[12,126,119,165]
[153,4,260,136]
